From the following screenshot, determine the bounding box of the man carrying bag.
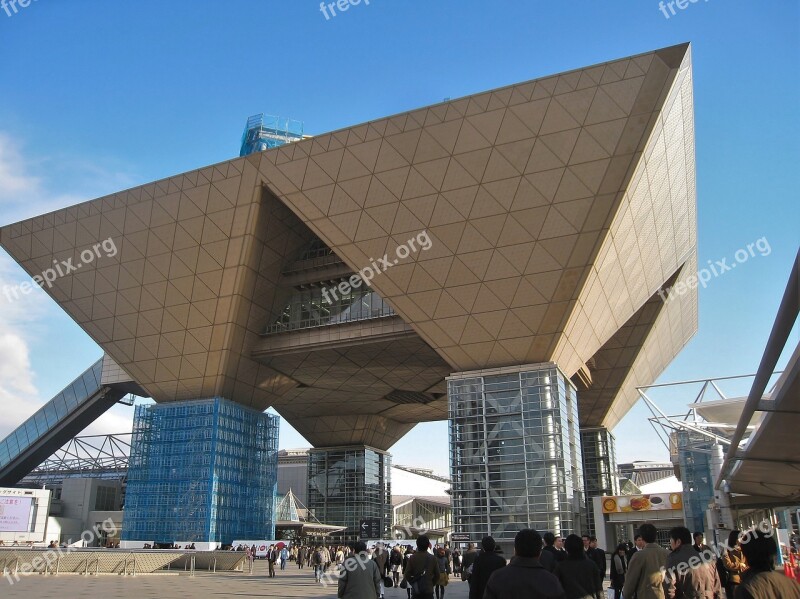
[401,535,441,599]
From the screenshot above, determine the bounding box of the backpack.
[314,550,323,564]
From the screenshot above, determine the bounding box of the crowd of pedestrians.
[233,523,798,599]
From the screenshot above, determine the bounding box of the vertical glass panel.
[80,370,97,398]
[24,420,39,444]
[52,394,68,419]
[62,384,79,410]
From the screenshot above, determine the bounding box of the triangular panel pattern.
[260,44,697,377]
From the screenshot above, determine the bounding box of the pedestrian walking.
[461,542,478,582]
[267,544,277,578]
[609,543,627,599]
[736,528,800,599]
[435,546,451,599]
[469,536,507,599]
[401,536,441,599]
[338,541,381,599]
[623,524,669,599]
[390,545,403,588]
[554,534,603,599]
[483,529,565,599]
[724,530,748,599]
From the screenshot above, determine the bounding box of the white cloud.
[0,132,137,223]
[0,332,39,439]
[0,133,137,443]
[0,251,137,441]
[0,133,39,202]
[0,250,50,439]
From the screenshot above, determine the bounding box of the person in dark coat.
[543,532,567,566]
[692,532,709,553]
[554,534,603,599]
[609,543,628,599]
[461,542,478,582]
[628,534,645,562]
[539,541,557,572]
[484,529,566,599]
[401,545,413,599]
[468,536,506,599]
[401,536,440,599]
[589,537,607,579]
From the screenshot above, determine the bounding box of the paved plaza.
[2,558,472,599]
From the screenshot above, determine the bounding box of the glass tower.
[674,430,714,533]
[122,397,279,544]
[307,446,391,541]
[449,363,585,548]
[580,427,619,536]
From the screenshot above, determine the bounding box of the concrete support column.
[710,442,733,541]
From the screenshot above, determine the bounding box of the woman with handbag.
[390,545,404,588]
[435,546,451,599]
[722,530,748,599]
[401,545,413,599]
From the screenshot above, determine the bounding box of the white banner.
[232,540,287,558]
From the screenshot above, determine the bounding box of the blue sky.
[0,1,797,476]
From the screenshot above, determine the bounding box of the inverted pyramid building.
[1,43,698,543]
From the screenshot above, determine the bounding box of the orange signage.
[601,493,682,514]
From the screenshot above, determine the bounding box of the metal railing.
[0,548,201,577]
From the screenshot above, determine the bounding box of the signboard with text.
[359,518,382,540]
[0,496,33,532]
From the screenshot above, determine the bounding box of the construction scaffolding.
[122,398,279,544]
[239,114,304,156]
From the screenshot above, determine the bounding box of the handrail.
[0,549,249,577]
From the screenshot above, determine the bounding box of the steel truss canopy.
[0,44,698,450]
[21,433,132,486]
[721,249,800,500]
